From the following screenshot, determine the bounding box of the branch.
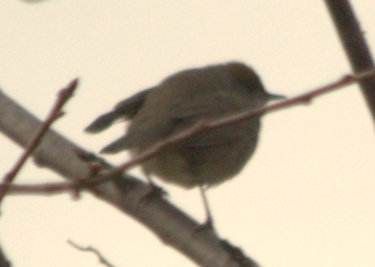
[0,79,78,204]
[324,0,375,124]
[115,70,372,174]
[68,240,115,267]
[0,244,11,267]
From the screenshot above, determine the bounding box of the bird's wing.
[85,87,154,133]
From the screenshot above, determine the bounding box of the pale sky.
[0,1,374,267]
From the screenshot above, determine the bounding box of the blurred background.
[0,1,374,266]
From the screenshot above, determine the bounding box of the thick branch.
[0,244,11,267]
[324,0,375,124]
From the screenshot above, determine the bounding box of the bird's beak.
[266,92,286,101]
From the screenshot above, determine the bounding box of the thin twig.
[0,69,374,196]
[0,78,79,204]
[68,240,116,267]
[114,69,374,173]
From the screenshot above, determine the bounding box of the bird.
[85,61,284,227]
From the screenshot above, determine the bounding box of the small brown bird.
[86,62,284,226]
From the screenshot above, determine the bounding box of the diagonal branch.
[0,244,11,267]
[324,0,375,124]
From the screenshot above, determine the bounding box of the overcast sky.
[0,1,374,267]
